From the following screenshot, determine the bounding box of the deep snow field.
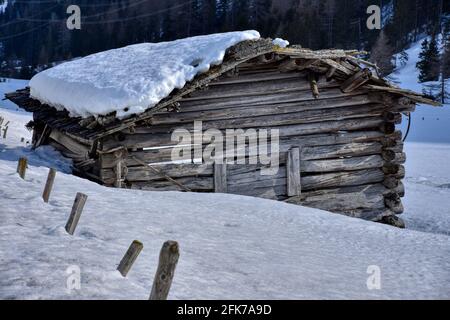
[1,77,449,300]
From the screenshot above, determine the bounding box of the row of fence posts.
[0,116,9,139]
[16,156,179,300]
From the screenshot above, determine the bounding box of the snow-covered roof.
[29,31,261,119]
[7,33,439,141]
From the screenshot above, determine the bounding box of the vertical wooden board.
[65,192,88,235]
[287,147,301,196]
[115,161,122,188]
[214,163,227,193]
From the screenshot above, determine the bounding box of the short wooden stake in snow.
[117,240,144,277]
[42,168,56,203]
[16,157,27,179]
[65,193,88,235]
[149,240,180,300]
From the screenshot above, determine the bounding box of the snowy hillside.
[393,39,450,143]
[1,79,450,299]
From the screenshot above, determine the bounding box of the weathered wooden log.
[117,240,144,277]
[384,193,404,214]
[65,193,88,235]
[300,155,384,173]
[42,168,56,203]
[100,132,388,168]
[229,168,385,192]
[340,68,372,93]
[141,103,388,133]
[152,94,373,125]
[49,129,90,158]
[380,215,406,228]
[103,117,385,150]
[17,157,27,179]
[383,176,399,189]
[379,122,396,134]
[381,150,396,161]
[278,58,303,72]
[187,75,333,101]
[149,241,180,300]
[130,176,213,191]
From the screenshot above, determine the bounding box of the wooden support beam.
[149,241,180,300]
[214,163,227,193]
[117,240,144,277]
[65,193,88,235]
[115,161,122,188]
[42,168,56,203]
[287,147,301,196]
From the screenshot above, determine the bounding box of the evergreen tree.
[417,35,440,83]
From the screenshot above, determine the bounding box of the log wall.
[90,64,411,222]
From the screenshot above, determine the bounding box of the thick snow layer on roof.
[29,31,261,119]
[272,38,289,48]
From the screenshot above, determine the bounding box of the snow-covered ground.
[389,36,450,236]
[1,79,450,300]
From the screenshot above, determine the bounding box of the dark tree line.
[0,0,449,79]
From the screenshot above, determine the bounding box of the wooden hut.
[5,38,439,227]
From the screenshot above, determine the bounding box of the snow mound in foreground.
[29,31,261,119]
[0,107,449,299]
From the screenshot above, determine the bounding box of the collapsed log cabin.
[5,36,439,228]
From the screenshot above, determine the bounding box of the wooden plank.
[115,161,122,188]
[340,68,372,93]
[117,240,144,277]
[65,193,88,235]
[103,117,385,150]
[214,163,227,193]
[287,147,301,196]
[149,241,180,300]
[49,129,90,157]
[152,94,373,125]
[140,103,387,132]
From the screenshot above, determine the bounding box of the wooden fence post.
[117,240,144,277]
[287,147,301,196]
[149,241,180,300]
[65,193,88,235]
[42,168,56,203]
[17,157,27,179]
[214,163,227,193]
